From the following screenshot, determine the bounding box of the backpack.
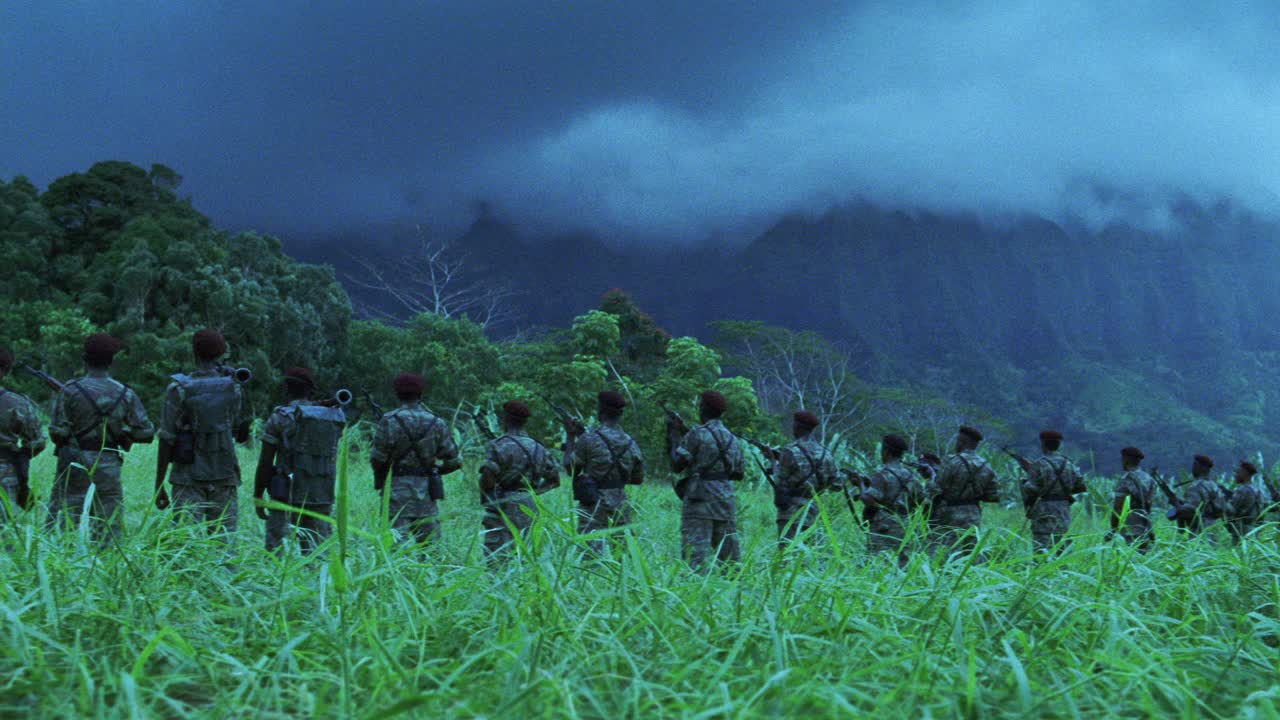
[281,405,346,482]
[172,374,239,479]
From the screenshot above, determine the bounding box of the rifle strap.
[392,413,438,475]
[69,381,131,447]
[592,428,629,488]
[705,424,733,479]
[498,435,544,490]
[790,442,822,494]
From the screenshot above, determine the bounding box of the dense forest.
[5,160,1275,472]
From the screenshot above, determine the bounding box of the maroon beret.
[793,411,820,430]
[958,425,983,442]
[598,390,627,410]
[192,329,228,361]
[0,346,12,372]
[1039,429,1064,442]
[392,372,426,396]
[283,367,315,388]
[700,390,728,417]
[503,400,532,419]
[921,452,942,466]
[1193,454,1214,468]
[84,334,123,365]
[882,433,908,455]
[1239,460,1258,476]
[1121,446,1145,460]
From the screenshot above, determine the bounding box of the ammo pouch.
[173,428,197,465]
[772,481,789,510]
[268,472,291,502]
[427,471,445,502]
[573,478,601,506]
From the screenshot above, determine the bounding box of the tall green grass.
[1,442,1277,718]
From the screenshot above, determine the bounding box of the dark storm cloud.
[3,1,1279,240]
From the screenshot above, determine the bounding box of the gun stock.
[19,363,64,393]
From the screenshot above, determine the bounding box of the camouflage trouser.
[0,478,17,523]
[681,504,739,572]
[868,516,912,566]
[170,483,239,539]
[49,450,125,543]
[1028,500,1072,552]
[776,498,820,547]
[482,493,536,560]
[389,477,440,545]
[577,488,631,557]
[265,503,332,554]
[1118,514,1154,552]
[930,503,983,560]
[1227,520,1260,545]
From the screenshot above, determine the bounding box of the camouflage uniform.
[480,429,559,558]
[260,400,345,554]
[1022,452,1086,551]
[773,438,838,546]
[1112,469,1156,551]
[928,451,999,557]
[863,461,923,557]
[1226,483,1264,543]
[370,401,459,545]
[0,387,45,522]
[673,419,745,570]
[567,421,644,555]
[159,366,244,537]
[1175,478,1227,536]
[47,370,154,540]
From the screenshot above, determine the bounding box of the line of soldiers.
[0,331,1274,569]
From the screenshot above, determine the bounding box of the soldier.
[253,367,345,554]
[1225,460,1265,544]
[1022,429,1087,552]
[670,390,745,571]
[927,425,999,559]
[154,329,250,539]
[478,400,560,560]
[48,334,155,541]
[772,411,838,548]
[565,391,645,557]
[1109,447,1156,552]
[917,453,942,481]
[369,372,460,546]
[0,346,46,521]
[1171,454,1226,538]
[862,433,924,566]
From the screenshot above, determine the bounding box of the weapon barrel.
[219,365,253,384]
[19,363,64,392]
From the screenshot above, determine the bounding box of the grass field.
[1,441,1278,719]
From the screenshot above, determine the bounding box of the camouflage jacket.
[1228,484,1264,533]
[159,366,245,485]
[568,422,644,489]
[864,461,922,519]
[1023,452,1086,503]
[674,419,744,520]
[0,387,45,483]
[260,400,346,504]
[371,402,459,478]
[481,429,559,496]
[1180,477,1227,524]
[931,451,999,505]
[1113,469,1156,515]
[49,370,154,453]
[775,438,838,502]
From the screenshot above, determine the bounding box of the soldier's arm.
[433,421,462,475]
[565,432,588,477]
[628,442,645,485]
[478,442,501,493]
[979,461,1000,502]
[1069,463,1087,495]
[671,428,698,473]
[253,441,277,519]
[232,385,250,443]
[125,389,156,444]
[155,385,183,500]
[18,398,46,456]
[47,390,71,447]
[727,436,746,481]
[369,416,393,491]
[861,470,887,507]
[538,443,561,489]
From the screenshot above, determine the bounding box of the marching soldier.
[1171,454,1226,538]
[772,411,838,547]
[1109,447,1156,552]
[0,347,45,521]
[48,334,155,541]
[927,425,999,559]
[565,391,645,557]
[862,433,924,565]
[253,367,346,554]
[370,372,460,546]
[1226,460,1265,544]
[670,390,745,571]
[478,400,560,560]
[155,329,250,539]
[1022,430,1086,551]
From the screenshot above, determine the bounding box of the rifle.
[1001,446,1033,475]
[1150,469,1185,521]
[363,391,385,422]
[911,461,937,482]
[463,410,498,442]
[20,363,64,393]
[539,394,585,437]
[658,401,690,469]
[838,468,874,527]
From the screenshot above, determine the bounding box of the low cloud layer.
[4,2,1278,241]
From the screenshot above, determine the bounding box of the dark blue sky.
[3,1,1278,242]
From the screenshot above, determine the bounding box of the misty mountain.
[301,201,1280,470]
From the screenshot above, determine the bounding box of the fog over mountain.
[4,2,1280,240]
